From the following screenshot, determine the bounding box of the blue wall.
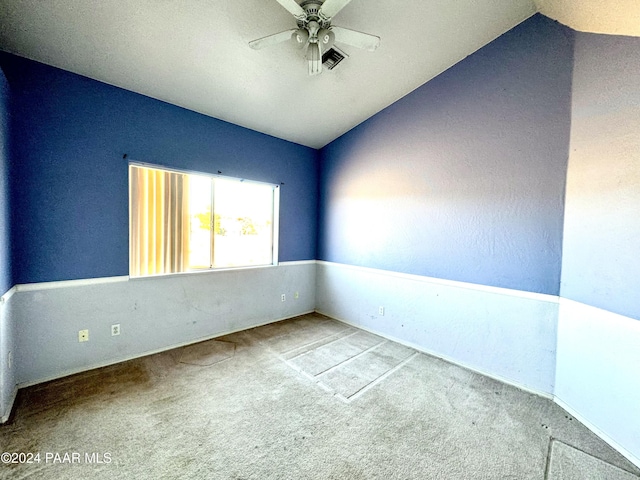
[318,15,573,295]
[0,53,319,284]
[560,32,640,320]
[0,66,10,295]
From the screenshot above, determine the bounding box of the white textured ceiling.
[0,0,539,148]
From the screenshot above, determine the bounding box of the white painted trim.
[0,285,17,304]
[0,385,18,424]
[3,261,551,301]
[317,309,554,400]
[17,310,315,389]
[559,297,640,323]
[317,261,559,303]
[272,185,280,266]
[9,262,316,293]
[554,396,640,470]
[279,260,316,267]
[15,276,130,292]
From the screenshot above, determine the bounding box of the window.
[129,164,279,277]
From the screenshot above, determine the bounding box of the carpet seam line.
[277,327,355,356]
[285,329,362,361]
[551,438,640,477]
[313,340,389,378]
[345,352,420,402]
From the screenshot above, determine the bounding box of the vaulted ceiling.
[0,0,637,149]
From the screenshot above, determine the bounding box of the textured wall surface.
[2,13,639,467]
[0,67,13,423]
[318,15,573,295]
[556,299,640,466]
[0,53,319,284]
[0,296,16,423]
[316,262,559,395]
[0,67,10,295]
[560,32,640,320]
[12,262,315,387]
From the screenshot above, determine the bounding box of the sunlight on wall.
[536,0,640,36]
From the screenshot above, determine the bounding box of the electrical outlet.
[294,291,299,299]
[281,294,286,302]
[78,329,89,342]
[111,324,121,336]
[378,306,385,316]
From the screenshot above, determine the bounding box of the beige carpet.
[547,440,639,480]
[1,313,638,479]
[283,328,417,402]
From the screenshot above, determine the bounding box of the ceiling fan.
[249,0,380,75]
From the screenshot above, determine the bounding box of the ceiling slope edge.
[534,0,640,36]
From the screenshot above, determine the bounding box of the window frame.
[128,161,280,278]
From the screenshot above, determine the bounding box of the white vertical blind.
[129,165,190,276]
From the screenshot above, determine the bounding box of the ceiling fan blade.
[306,42,322,76]
[249,29,297,50]
[318,0,353,19]
[331,26,380,51]
[274,0,306,18]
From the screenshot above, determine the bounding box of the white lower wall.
[0,287,17,423]
[315,261,559,397]
[5,259,640,470]
[10,261,315,389]
[555,298,640,467]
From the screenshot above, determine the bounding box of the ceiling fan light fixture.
[292,28,309,47]
[318,29,335,49]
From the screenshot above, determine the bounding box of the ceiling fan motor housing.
[298,1,332,28]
